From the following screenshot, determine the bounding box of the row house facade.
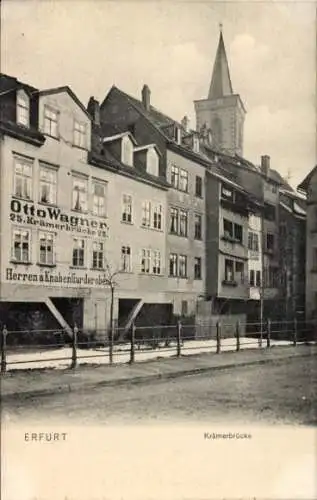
[99,83,265,321]
[0,74,173,334]
[298,167,317,320]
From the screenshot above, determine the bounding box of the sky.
[1,0,316,188]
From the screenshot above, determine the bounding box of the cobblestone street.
[3,355,316,426]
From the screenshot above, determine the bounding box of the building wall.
[305,169,317,318]
[248,213,262,300]
[0,90,170,332]
[165,149,205,315]
[205,173,220,299]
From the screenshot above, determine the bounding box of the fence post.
[130,322,136,364]
[1,326,8,373]
[266,318,271,348]
[236,321,240,352]
[176,321,182,357]
[216,321,221,354]
[293,317,297,347]
[71,324,78,369]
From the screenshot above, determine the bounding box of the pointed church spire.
[208,26,233,100]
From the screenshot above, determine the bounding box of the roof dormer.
[134,144,161,177]
[102,131,137,167]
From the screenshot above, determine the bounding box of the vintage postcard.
[1,0,316,499]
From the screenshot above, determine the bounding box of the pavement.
[1,343,316,401]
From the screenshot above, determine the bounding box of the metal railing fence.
[1,318,316,372]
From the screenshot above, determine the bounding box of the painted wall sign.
[9,198,108,237]
[5,267,110,287]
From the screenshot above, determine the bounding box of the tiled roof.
[0,73,38,95]
[298,165,317,192]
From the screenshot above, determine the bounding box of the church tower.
[194,26,246,156]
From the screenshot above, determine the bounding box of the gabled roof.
[298,165,317,192]
[0,73,38,96]
[208,31,233,100]
[36,86,91,119]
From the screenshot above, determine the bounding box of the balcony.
[222,279,238,287]
[221,233,244,246]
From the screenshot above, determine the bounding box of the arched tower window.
[211,116,222,149]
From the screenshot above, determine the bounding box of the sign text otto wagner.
[10,199,108,237]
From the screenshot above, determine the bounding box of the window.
[92,180,107,217]
[72,175,88,212]
[147,148,159,177]
[73,120,86,149]
[223,220,242,243]
[72,238,85,267]
[235,262,244,283]
[256,271,261,287]
[153,204,162,230]
[234,224,243,243]
[16,91,29,126]
[170,207,179,234]
[224,259,234,282]
[179,169,188,192]
[169,253,178,277]
[266,266,279,288]
[92,241,104,269]
[179,210,188,237]
[248,232,259,252]
[193,135,200,153]
[264,203,276,221]
[181,300,188,316]
[194,214,202,240]
[39,165,57,205]
[121,246,131,272]
[12,229,30,262]
[266,233,275,252]
[171,165,179,188]
[178,255,187,278]
[194,257,202,279]
[249,270,255,286]
[122,194,132,223]
[39,231,54,265]
[223,219,233,238]
[195,176,202,197]
[222,185,234,200]
[141,249,151,274]
[122,137,133,166]
[152,251,161,275]
[142,201,151,227]
[14,157,32,199]
[44,106,58,138]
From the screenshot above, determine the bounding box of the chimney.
[87,96,100,126]
[142,84,151,111]
[261,155,270,177]
[181,115,190,132]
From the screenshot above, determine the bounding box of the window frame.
[122,194,133,223]
[16,90,30,127]
[121,245,132,272]
[38,230,55,266]
[178,254,187,278]
[72,174,88,213]
[171,164,179,189]
[39,163,58,205]
[194,213,202,240]
[92,179,107,217]
[169,253,178,277]
[179,209,188,237]
[152,250,161,275]
[194,257,202,280]
[92,240,105,270]
[195,175,203,197]
[13,156,33,200]
[141,248,151,274]
[73,119,87,149]
[141,201,151,227]
[12,227,31,263]
[152,204,163,230]
[43,105,59,138]
[179,169,188,193]
[72,237,86,268]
